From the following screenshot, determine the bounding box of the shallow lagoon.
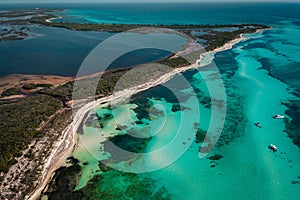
[0,26,179,77]
[63,24,300,199]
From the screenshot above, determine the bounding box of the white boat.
[268,144,277,152]
[272,115,285,119]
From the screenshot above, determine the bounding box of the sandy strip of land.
[27,29,267,200]
[45,16,62,23]
[27,60,201,200]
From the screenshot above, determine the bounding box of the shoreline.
[27,28,266,200]
[45,16,62,23]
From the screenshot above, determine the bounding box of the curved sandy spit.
[27,29,266,200]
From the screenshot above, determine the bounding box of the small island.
[0,9,268,51]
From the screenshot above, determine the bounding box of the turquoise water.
[4,2,298,199]
[48,3,300,25]
[2,2,300,77]
[54,24,300,199]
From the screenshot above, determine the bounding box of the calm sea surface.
[1,3,300,199]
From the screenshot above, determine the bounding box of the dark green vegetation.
[38,81,75,101]
[15,109,72,197]
[127,71,203,122]
[157,56,191,68]
[199,27,262,51]
[1,87,21,97]
[0,9,270,198]
[214,50,247,147]
[105,134,152,161]
[1,84,53,98]
[36,20,268,51]
[0,52,190,176]
[43,158,171,200]
[22,84,38,90]
[132,100,153,121]
[38,68,129,101]
[20,9,268,35]
[80,170,171,200]
[38,55,190,102]
[195,128,207,144]
[97,112,113,125]
[217,85,246,146]
[1,9,268,52]
[22,83,53,90]
[35,20,268,51]
[103,132,152,162]
[207,154,223,161]
[35,21,148,32]
[43,161,84,200]
[35,18,268,35]
[257,55,300,149]
[85,108,153,161]
[0,95,61,172]
[284,100,300,147]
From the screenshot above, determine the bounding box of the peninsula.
[0,8,270,200]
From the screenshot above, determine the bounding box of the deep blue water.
[0,26,113,76]
[59,2,300,25]
[1,2,300,77]
[1,3,300,199]
[0,25,173,77]
[2,2,300,25]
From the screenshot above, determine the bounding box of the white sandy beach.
[27,29,266,200]
[45,16,62,23]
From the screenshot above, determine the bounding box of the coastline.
[27,28,266,200]
[45,16,62,23]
